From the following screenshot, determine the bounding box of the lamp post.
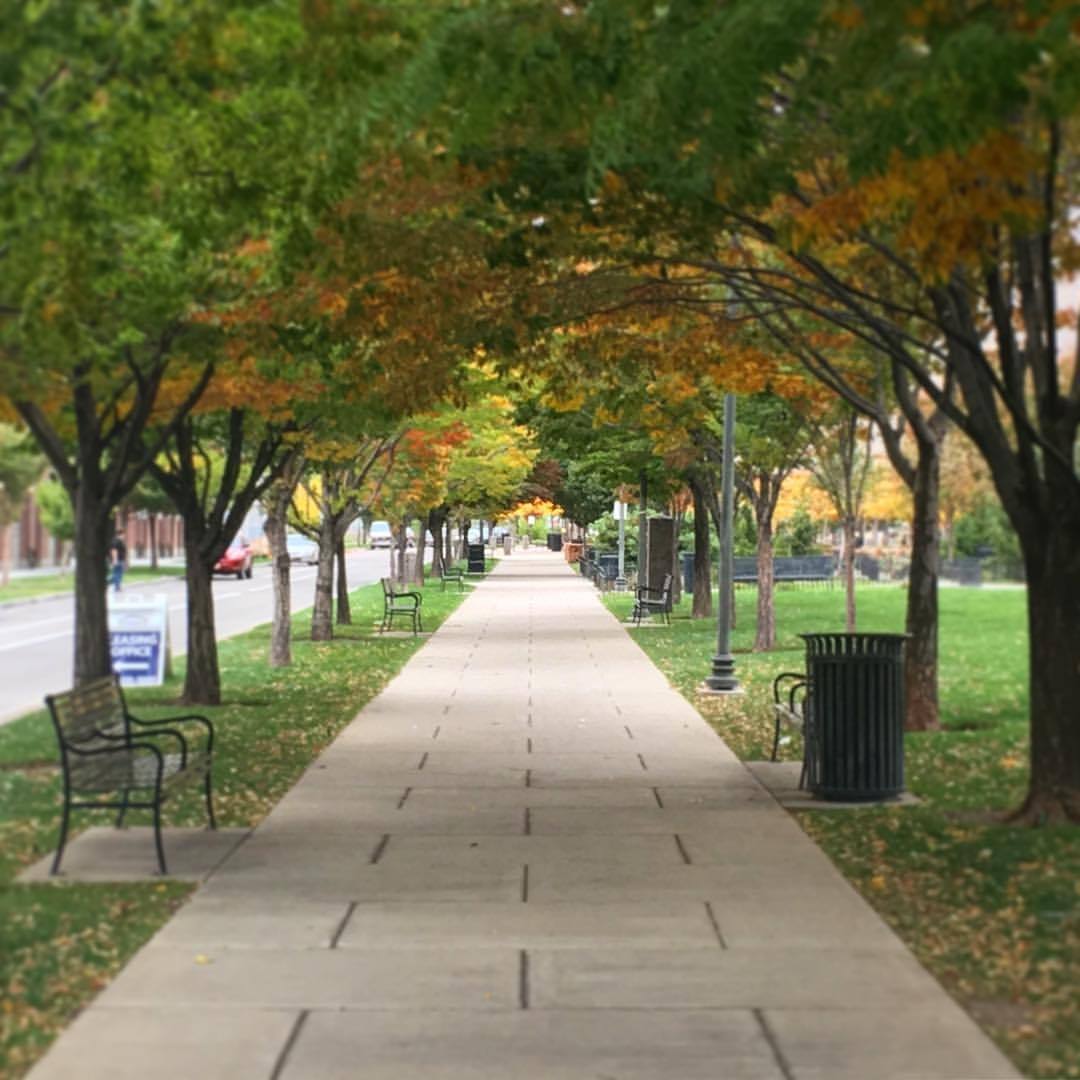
[702,392,741,694]
[615,499,627,591]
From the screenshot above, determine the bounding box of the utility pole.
[702,393,741,694]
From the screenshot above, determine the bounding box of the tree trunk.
[0,523,11,587]
[310,521,336,641]
[689,475,713,619]
[429,509,446,578]
[670,510,683,605]
[72,491,112,685]
[265,509,291,668]
[904,441,942,731]
[1006,503,1080,823]
[335,538,351,625]
[754,515,776,651]
[182,539,220,705]
[149,514,159,570]
[393,523,409,585]
[413,519,427,585]
[842,516,857,632]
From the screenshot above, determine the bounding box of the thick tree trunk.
[335,538,351,625]
[904,442,942,731]
[413,520,427,585]
[393,523,408,585]
[73,491,112,685]
[265,510,291,668]
[1002,501,1080,820]
[689,476,713,619]
[842,517,857,632]
[182,540,220,705]
[310,522,336,642]
[429,509,446,578]
[1008,517,1080,824]
[754,516,776,651]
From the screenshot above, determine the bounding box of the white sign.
[613,501,629,519]
[108,594,171,687]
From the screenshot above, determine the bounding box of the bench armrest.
[97,724,190,767]
[129,711,214,757]
[635,586,667,600]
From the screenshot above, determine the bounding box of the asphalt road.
[0,548,400,726]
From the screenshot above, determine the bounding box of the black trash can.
[467,543,486,573]
[800,633,907,801]
[681,551,694,594]
[547,532,563,552]
[597,553,619,584]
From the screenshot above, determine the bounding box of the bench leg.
[204,769,217,830]
[771,717,781,762]
[51,800,71,876]
[152,799,168,875]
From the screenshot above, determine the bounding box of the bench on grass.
[440,565,465,592]
[46,675,216,875]
[380,577,423,634]
[772,671,810,789]
[631,572,673,626]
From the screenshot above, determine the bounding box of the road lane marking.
[0,629,74,652]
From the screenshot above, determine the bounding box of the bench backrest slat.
[47,676,127,747]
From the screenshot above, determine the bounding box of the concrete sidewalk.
[31,551,1018,1080]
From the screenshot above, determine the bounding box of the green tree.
[0,425,44,585]
[0,2,363,685]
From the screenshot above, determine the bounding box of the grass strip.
[0,575,469,1077]
[605,583,1078,1080]
[0,567,185,606]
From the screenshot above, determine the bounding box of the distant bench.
[735,555,835,585]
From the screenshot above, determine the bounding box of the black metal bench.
[380,577,423,634]
[734,555,836,585]
[46,675,216,875]
[772,671,811,788]
[440,565,465,592]
[631,572,673,626]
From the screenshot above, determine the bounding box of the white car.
[285,534,319,564]
[369,521,393,549]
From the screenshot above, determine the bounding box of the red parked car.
[214,538,254,579]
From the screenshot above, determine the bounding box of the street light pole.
[615,499,627,591]
[703,392,740,694]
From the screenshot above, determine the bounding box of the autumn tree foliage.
[0,1,376,686]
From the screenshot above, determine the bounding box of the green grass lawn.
[0,578,468,1078]
[0,566,185,606]
[605,582,1078,1080]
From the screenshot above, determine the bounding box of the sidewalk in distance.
[29,550,1019,1080]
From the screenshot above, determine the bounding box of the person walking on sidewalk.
[108,531,127,593]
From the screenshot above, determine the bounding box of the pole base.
[700,653,741,694]
[614,577,627,592]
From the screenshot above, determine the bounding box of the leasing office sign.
[108,595,171,686]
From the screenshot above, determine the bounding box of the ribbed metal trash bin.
[800,633,907,801]
[466,543,485,573]
[681,551,694,594]
[597,553,619,586]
